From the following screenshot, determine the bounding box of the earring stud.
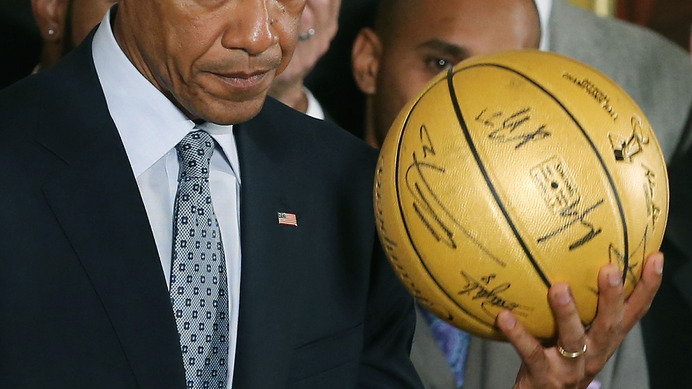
[48,29,56,36]
[299,28,316,41]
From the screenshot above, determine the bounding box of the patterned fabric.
[420,306,470,388]
[170,131,229,389]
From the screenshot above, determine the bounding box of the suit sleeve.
[357,238,425,388]
[592,323,649,389]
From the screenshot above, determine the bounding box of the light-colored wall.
[570,0,616,16]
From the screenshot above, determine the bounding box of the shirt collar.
[199,122,241,183]
[304,87,325,120]
[92,7,238,181]
[534,0,552,51]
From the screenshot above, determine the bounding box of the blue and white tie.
[170,131,229,389]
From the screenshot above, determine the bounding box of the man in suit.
[351,0,684,387]
[0,1,423,388]
[642,122,692,388]
[459,1,692,388]
[524,3,692,388]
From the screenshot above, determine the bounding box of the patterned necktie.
[419,306,471,388]
[170,131,229,389]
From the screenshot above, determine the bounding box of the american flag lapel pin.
[277,212,298,227]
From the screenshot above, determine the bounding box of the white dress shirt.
[304,87,326,120]
[92,9,241,385]
[534,0,553,51]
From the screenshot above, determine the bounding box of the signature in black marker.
[404,124,506,266]
[458,271,532,318]
[537,198,604,251]
[476,107,551,149]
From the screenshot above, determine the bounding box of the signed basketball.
[374,50,668,340]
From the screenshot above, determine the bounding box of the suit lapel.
[37,37,185,389]
[231,100,304,388]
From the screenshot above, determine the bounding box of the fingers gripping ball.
[374,50,668,340]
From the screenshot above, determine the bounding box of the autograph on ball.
[404,124,506,266]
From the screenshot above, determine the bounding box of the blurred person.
[304,0,379,135]
[268,0,341,119]
[541,4,692,384]
[31,0,115,70]
[643,107,692,389]
[352,0,541,149]
[354,0,691,161]
[351,0,685,388]
[542,0,692,164]
[0,0,42,89]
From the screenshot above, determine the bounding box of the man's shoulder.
[0,73,52,139]
[257,97,378,161]
[0,45,99,125]
[239,97,379,197]
[0,71,41,106]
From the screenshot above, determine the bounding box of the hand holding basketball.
[374,50,667,387]
[498,253,662,388]
[374,50,667,340]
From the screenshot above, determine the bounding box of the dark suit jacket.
[641,114,692,389]
[0,34,422,389]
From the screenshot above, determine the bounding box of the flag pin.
[277,212,298,227]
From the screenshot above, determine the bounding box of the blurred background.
[0,0,689,89]
[0,0,42,89]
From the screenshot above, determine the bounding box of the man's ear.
[32,0,68,42]
[352,27,382,95]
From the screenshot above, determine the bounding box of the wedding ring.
[299,28,316,41]
[558,343,587,359]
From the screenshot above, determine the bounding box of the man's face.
[68,0,116,47]
[115,0,306,124]
[355,0,540,147]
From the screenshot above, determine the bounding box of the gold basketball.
[374,50,668,340]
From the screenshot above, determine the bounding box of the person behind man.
[352,0,541,149]
[268,0,340,119]
[535,3,692,385]
[0,0,662,388]
[353,0,691,161]
[352,0,688,388]
[643,108,692,389]
[539,0,692,163]
[31,0,115,70]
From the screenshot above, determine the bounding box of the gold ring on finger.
[558,343,587,359]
